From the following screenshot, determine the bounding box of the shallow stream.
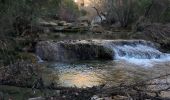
[38,40,170,88]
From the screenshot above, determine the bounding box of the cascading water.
[112,44,163,59]
[36,40,170,88]
[105,41,170,67]
[36,40,170,67]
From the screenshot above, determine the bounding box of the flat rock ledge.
[36,40,114,62]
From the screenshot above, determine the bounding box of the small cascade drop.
[36,40,170,67]
[113,44,162,59]
[105,40,170,67]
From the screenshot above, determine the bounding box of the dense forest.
[0,0,170,100]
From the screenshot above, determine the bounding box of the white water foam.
[109,44,170,67]
[37,55,44,63]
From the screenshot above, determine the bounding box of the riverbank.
[1,20,170,100]
[1,57,170,99]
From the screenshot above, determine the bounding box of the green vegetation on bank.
[0,0,170,99]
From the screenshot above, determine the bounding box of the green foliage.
[0,86,43,100]
[107,0,170,27]
[110,0,138,27]
[0,0,61,37]
[0,0,63,65]
[133,0,152,18]
[137,0,153,12]
[62,0,78,9]
[161,8,170,23]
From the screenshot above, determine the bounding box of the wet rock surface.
[36,40,114,62]
[36,40,162,62]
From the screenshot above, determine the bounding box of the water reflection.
[48,61,136,88]
[59,72,103,88]
[49,61,109,88]
[48,60,170,88]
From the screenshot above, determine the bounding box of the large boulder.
[36,40,113,62]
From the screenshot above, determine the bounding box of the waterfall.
[36,40,170,67]
[105,40,170,67]
[112,44,162,59]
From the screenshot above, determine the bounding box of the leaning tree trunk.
[93,7,103,23]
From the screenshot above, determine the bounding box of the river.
[37,40,170,88]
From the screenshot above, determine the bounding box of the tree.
[112,0,136,27]
[89,0,137,27]
[0,0,61,37]
[147,0,169,22]
[58,0,80,22]
[89,0,170,27]
[0,0,62,66]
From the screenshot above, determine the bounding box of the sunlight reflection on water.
[48,60,170,88]
[49,61,108,88]
[59,72,103,88]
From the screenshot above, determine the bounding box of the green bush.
[0,0,61,37]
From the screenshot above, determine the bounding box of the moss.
[0,85,43,100]
[16,52,38,63]
[0,37,38,65]
[0,50,38,65]
[0,49,18,65]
